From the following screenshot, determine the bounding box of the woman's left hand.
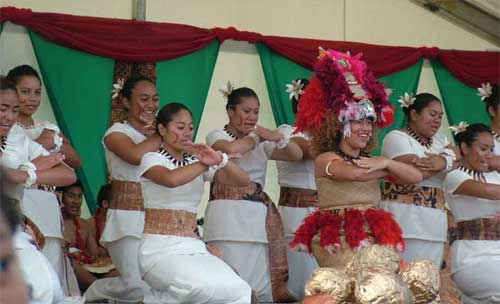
[414,152,446,172]
[186,143,222,166]
[354,156,391,173]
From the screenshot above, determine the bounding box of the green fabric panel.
[257,44,423,154]
[29,31,114,213]
[156,41,220,138]
[431,59,490,126]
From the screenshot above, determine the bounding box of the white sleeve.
[382,131,415,159]
[27,137,49,160]
[206,129,231,147]
[138,152,166,177]
[444,170,472,196]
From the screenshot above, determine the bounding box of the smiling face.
[124,80,159,127]
[15,75,41,117]
[227,96,260,135]
[409,100,443,138]
[0,89,20,137]
[342,118,374,151]
[159,109,195,153]
[61,185,83,217]
[461,131,494,172]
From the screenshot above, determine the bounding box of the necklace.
[458,165,486,183]
[0,136,7,153]
[335,148,367,164]
[407,127,433,149]
[159,148,196,167]
[223,125,238,139]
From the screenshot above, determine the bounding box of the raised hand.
[354,156,391,173]
[254,125,283,143]
[36,128,57,150]
[31,153,65,171]
[414,152,446,172]
[186,143,223,166]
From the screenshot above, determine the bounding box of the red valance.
[1,6,498,87]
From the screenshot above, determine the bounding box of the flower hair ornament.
[285,79,306,101]
[398,92,416,109]
[449,121,469,135]
[294,48,394,137]
[477,83,492,101]
[219,81,235,100]
[111,78,125,99]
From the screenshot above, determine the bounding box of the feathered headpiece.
[295,49,394,137]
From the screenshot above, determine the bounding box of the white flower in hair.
[285,79,305,100]
[449,121,469,135]
[219,81,235,100]
[398,92,416,108]
[111,78,125,99]
[477,83,492,101]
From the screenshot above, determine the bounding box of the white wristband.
[19,162,37,187]
[247,132,260,145]
[211,152,229,172]
[49,133,63,153]
[440,148,456,172]
[276,130,290,150]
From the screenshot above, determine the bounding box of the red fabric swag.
[1,6,498,87]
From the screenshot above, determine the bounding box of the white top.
[0,124,48,200]
[206,128,276,186]
[16,121,60,143]
[103,122,146,182]
[382,130,454,188]
[276,124,316,190]
[444,169,500,222]
[204,128,277,243]
[100,122,147,243]
[139,151,215,213]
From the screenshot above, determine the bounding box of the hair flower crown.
[449,121,469,135]
[477,83,492,101]
[219,81,235,100]
[285,79,305,101]
[111,78,124,99]
[398,92,416,108]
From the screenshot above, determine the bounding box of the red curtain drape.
[1,6,498,87]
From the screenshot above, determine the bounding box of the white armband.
[247,132,260,145]
[276,132,290,150]
[440,148,457,172]
[19,162,37,187]
[49,133,64,153]
[210,152,229,172]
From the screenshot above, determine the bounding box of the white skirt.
[140,234,251,304]
[451,240,500,303]
[21,189,63,238]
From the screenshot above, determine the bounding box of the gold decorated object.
[401,259,440,304]
[354,268,412,304]
[346,244,400,277]
[305,268,352,303]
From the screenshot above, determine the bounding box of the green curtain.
[30,32,114,213]
[257,44,423,154]
[156,41,220,137]
[431,59,490,126]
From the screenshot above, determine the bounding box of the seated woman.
[60,181,118,292]
[138,102,251,303]
[0,76,77,303]
[290,49,422,269]
[88,183,112,256]
[444,123,500,304]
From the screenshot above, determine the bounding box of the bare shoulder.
[315,151,340,165]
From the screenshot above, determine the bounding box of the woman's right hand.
[354,156,391,173]
[31,153,65,171]
[35,128,57,150]
[254,125,283,143]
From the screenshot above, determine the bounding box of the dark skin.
[61,186,118,291]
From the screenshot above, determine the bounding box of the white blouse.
[276,124,316,190]
[382,130,453,188]
[444,169,500,222]
[139,151,215,212]
[103,122,147,182]
[0,124,48,200]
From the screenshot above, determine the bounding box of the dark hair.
[291,78,310,114]
[0,76,17,93]
[0,169,21,233]
[454,123,492,153]
[156,102,192,132]
[226,87,259,111]
[403,93,441,119]
[121,75,155,99]
[97,183,112,208]
[485,84,499,117]
[6,64,41,85]
[57,179,83,195]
